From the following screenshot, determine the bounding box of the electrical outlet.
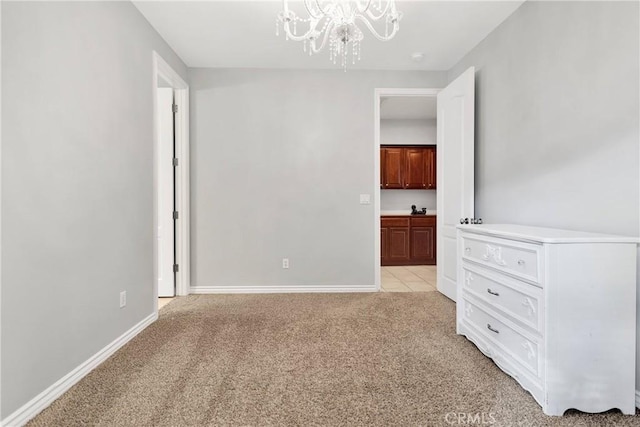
[120,291,126,308]
[282,258,289,269]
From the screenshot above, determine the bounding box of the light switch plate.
[359,194,371,205]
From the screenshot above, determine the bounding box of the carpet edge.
[2,312,158,427]
[190,285,378,294]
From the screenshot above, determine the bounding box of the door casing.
[373,88,441,291]
[152,52,190,307]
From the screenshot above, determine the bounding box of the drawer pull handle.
[487,324,500,334]
[517,259,525,265]
[487,288,499,297]
[464,247,471,253]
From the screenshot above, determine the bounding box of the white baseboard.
[2,312,158,427]
[636,390,640,408]
[190,285,378,294]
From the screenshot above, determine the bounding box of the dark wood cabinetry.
[404,148,427,189]
[424,146,436,189]
[381,215,436,266]
[380,145,436,190]
[381,217,411,263]
[381,147,404,189]
[410,216,436,263]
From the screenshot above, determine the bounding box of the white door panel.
[437,67,475,302]
[157,88,175,297]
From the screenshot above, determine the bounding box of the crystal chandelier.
[276,0,402,70]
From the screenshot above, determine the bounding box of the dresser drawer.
[461,234,541,284]
[462,299,541,378]
[461,264,542,332]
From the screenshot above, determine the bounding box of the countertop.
[381,210,437,216]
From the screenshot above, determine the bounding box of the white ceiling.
[133,0,525,71]
[381,96,437,120]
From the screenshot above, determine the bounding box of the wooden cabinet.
[381,216,436,266]
[380,145,436,190]
[381,147,404,189]
[410,216,436,264]
[404,148,427,189]
[424,146,436,189]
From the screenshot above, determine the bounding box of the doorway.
[153,52,190,310]
[375,68,477,300]
[374,88,440,293]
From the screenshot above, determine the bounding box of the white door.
[157,88,175,297]
[436,67,475,302]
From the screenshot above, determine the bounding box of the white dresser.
[456,224,638,416]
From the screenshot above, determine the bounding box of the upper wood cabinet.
[380,145,436,190]
[425,146,436,189]
[405,148,427,189]
[381,147,404,189]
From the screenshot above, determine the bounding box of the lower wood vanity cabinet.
[381,216,435,266]
[456,224,638,416]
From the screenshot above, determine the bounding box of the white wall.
[189,68,447,291]
[380,119,436,145]
[448,0,639,391]
[1,1,187,418]
[380,190,436,212]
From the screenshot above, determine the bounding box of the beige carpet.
[29,293,639,426]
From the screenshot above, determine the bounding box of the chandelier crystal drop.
[276,0,402,70]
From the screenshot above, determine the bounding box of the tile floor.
[158,297,175,310]
[381,265,437,292]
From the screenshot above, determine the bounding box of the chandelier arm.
[364,2,394,21]
[354,0,374,13]
[310,21,334,54]
[313,0,333,16]
[283,21,318,42]
[302,0,325,20]
[355,15,398,41]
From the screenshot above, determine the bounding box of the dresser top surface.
[458,224,639,244]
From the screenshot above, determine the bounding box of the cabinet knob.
[517,259,525,265]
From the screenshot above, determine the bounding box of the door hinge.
[172,104,178,114]
[173,211,179,220]
[173,264,179,273]
[173,158,179,167]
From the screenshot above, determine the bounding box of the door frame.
[152,51,190,306]
[373,88,441,291]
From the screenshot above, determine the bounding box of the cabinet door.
[425,146,436,189]
[388,227,410,262]
[411,226,436,264]
[380,149,386,189]
[382,148,404,189]
[404,148,427,189]
[380,226,388,263]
